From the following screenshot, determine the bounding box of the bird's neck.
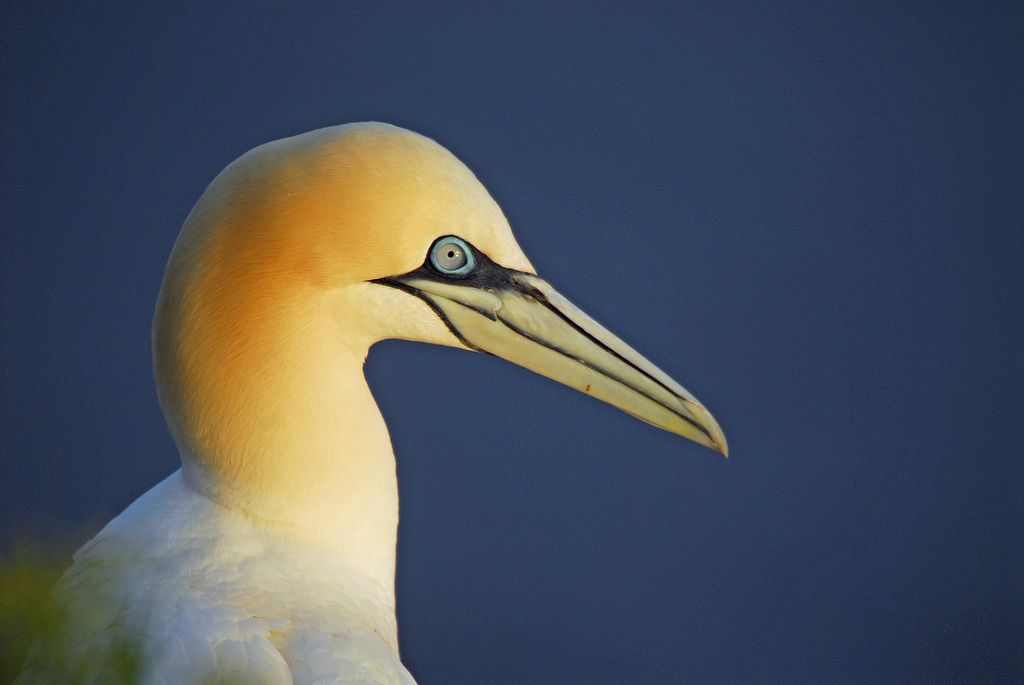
[167,286,400,610]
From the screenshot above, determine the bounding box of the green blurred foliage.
[0,547,66,682]
[0,532,141,685]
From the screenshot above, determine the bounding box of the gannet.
[19,123,726,685]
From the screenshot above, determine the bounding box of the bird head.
[154,123,725,496]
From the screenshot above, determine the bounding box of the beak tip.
[704,432,728,458]
[682,399,728,458]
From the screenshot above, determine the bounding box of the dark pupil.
[447,250,456,259]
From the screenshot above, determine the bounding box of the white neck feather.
[168,284,411,608]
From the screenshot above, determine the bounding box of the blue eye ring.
[430,236,476,277]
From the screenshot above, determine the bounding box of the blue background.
[2,3,1021,683]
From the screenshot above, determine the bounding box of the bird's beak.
[374,256,727,456]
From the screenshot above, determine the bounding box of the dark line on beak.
[492,307,713,442]
[372,278,486,353]
[512,278,715,443]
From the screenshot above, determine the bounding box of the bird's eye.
[430,236,476,276]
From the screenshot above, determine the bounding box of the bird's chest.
[56,526,412,685]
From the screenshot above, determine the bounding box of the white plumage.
[46,472,410,684]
